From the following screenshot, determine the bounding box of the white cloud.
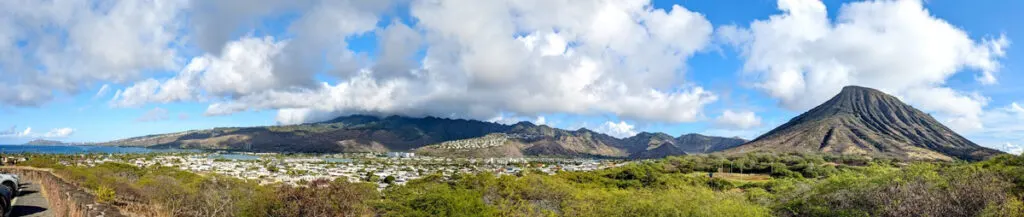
[964,102,1024,152]
[597,121,639,138]
[722,0,1009,132]
[189,0,294,53]
[197,37,287,96]
[274,108,341,125]
[485,114,527,125]
[1,126,76,138]
[108,0,719,125]
[21,127,32,137]
[0,0,186,106]
[486,115,514,125]
[111,36,284,107]
[702,128,763,141]
[1011,102,1024,114]
[715,110,763,129]
[402,0,717,122]
[93,84,110,99]
[1001,143,1023,155]
[534,116,547,125]
[483,114,547,126]
[0,126,15,136]
[0,126,31,138]
[137,107,171,122]
[0,0,392,107]
[43,128,74,138]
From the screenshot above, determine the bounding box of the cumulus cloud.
[189,0,294,53]
[1011,102,1024,114]
[1002,143,1023,155]
[2,126,74,138]
[137,107,171,122]
[0,0,186,106]
[107,0,719,124]
[721,0,1009,132]
[715,110,762,129]
[964,102,1024,151]
[43,128,75,138]
[0,126,31,137]
[534,116,547,126]
[275,108,341,125]
[596,121,639,138]
[111,36,285,107]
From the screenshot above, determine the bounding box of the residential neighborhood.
[66,152,624,189]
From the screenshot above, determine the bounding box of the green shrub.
[95,185,116,203]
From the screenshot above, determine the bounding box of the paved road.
[10,180,52,217]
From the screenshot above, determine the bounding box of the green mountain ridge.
[97,115,743,159]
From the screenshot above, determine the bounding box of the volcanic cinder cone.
[729,86,1001,161]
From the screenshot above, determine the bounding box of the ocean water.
[0,145,200,154]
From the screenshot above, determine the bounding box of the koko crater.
[98,86,1001,161]
[729,86,1001,161]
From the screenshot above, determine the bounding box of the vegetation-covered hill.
[97,115,740,159]
[17,152,1024,217]
[729,86,1002,161]
[97,115,511,153]
[622,132,746,158]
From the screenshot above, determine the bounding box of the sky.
[0,0,1021,154]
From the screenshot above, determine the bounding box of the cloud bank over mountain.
[93,0,720,124]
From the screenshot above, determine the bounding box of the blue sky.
[0,0,1021,154]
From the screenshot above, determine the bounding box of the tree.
[363,171,379,183]
[384,175,396,184]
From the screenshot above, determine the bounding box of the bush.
[708,178,735,191]
[95,185,116,203]
[775,164,1014,217]
[16,152,1024,217]
[265,179,377,217]
[981,196,1024,217]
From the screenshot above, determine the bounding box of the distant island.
[23,139,72,146]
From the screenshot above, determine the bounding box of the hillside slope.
[99,115,741,159]
[728,86,1001,161]
[98,115,511,153]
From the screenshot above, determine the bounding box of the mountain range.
[97,85,1003,161]
[97,115,745,159]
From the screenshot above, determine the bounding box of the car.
[0,174,18,197]
[0,184,11,217]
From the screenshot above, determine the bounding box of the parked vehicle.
[0,184,11,217]
[0,174,18,197]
